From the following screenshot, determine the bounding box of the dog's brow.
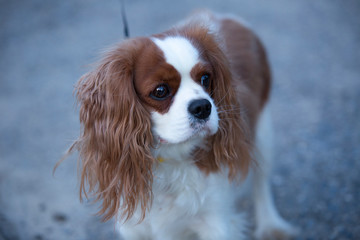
[152,37,199,78]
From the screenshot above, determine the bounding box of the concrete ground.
[0,0,359,239]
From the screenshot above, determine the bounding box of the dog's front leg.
[253,107,298,240]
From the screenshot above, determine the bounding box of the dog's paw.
[254,219,299,240]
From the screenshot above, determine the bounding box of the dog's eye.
[200,74,210,89]
[150,84,170,100]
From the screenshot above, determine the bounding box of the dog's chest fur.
[153,158,206,215]
[152,157,234,218]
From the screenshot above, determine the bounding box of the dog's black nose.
[188,99,212,120]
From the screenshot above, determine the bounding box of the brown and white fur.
[70,10,297,240]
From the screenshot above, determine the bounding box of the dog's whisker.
[217,108,242,113]
[214,89,231,105]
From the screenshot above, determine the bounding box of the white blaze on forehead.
[152,37,199,76]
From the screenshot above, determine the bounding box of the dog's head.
[74,26,251,222]
[142,36,219,145]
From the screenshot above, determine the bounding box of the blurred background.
[0,0,359,239]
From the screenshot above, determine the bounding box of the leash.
[120,0,130,38]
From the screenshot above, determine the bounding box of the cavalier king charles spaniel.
[69,10,297,240]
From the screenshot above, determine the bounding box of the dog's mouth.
[156,120,217,146]
[190,119,214,136]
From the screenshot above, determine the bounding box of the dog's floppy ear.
[207,48,252,179]
[73,38,154,222]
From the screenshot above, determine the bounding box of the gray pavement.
[0,0,359,239]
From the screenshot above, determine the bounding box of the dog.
[69,10,297,239]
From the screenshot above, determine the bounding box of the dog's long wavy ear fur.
[72,39,154,222]
[188,28,253,180]
[207,49,253,180]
